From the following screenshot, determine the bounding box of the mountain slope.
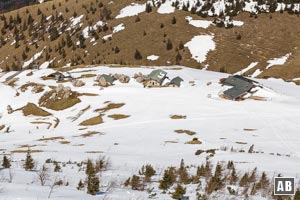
[0,0,300,82]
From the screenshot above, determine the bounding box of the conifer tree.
[166,39,173,50]
[2,155,11,168]
[134,50,142,60]
[86,160,100,195]
[77,179,85,190]
[172,184,186,199]
[24,149,35,171]
[146,3,152,13]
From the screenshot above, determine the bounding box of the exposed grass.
[165,140,179,144]
[79,115,103,126]
[236,141,248,144]
[81,93,99,96]
[77,74,96,79]
[22,103,51,116]
[170,115,187,119]
[0,125,5,131]
[59,141,71,145]
[243,128,257,131]
[39,90,81,111]
[7,78,18,87]
[11,149,43,153]
[19,82,44,93]
[37,136,64,141]
[108,114,130,120]
[78,131,102,138]
[95,103,125,113]
[174,129,196,136]
[85,151,104,153]
[186,138,202,145]
[53,117,60,128]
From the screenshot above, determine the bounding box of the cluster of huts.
[47,69,184,88]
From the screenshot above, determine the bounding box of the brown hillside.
[0,0,299,81]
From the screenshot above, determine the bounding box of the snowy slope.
[0,66,300,199]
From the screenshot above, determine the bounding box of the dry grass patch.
[0,125,5,131]
[38,136,64,142]
[73,144,85,146]
[79,131,102,138]
[165,141,179,144]
[79,115,103,126]
[170,115,187,119]
[108,114,130,120]
[185,137,202,145]
[95,103,125,113]
[236,141,247,144]
[22,103,51,117]
[19,82,44,93]
[244,128,257,131]
[85,151,103,153]
[81,93,99,96]
[78,74,96,79]
[39,90,81,111]
[59,141,71,145]
[11,149,43,153]
[174,129,196,136]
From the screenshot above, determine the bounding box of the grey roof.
[100,74,116,83]
[222,75,255,99]
[222,75,255,87]
[169,76,183,87]
[147,69,168,85]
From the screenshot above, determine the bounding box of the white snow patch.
[70,15,84,27]
[113,23,125,33]
[157,0,175,14]
[147,55,159,61]
[184,35,216,63]
[103,34,112,41]
[116,3,146,19]
[265,53,291,70]
[185,16,212,29]
[23,48,45,68]
[251,69,263,77]
[235,62,258,75]
[232,20,244,26]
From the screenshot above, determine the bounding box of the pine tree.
[24,149,35,171]
[166,39,173,50]
[205,162,224,194]
[248,144,254,153]
[171,16,177,24]
[229,165,238,184]
[159,167,176,191]
[77,179,84,190]
[134,50,142,60]
[256,172,269,190]
[172,184,186,199]
[146,3,152,13]
[294,188,300,200]
[178,159,190,184]
[130,175,141,190]
[86,160,100,195]
[239,172,249,187]
[179,41,184,50]
[2,155,11,168]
